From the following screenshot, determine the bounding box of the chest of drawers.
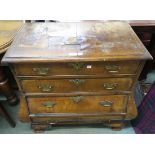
[2,21,152,132]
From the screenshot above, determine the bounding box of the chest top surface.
[2,21,152,63]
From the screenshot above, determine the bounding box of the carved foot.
[109,121,124,131]
[31,123,51,133]
[111,126,122,131]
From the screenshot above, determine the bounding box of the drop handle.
[32,67,49,75]
[38,84,54,92]
[99,101,113,107]
[42,102,56,108]
[105,65,120,73]
[103,83,117,90]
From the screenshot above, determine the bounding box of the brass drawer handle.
[42,102,56,108]
[99,101,113,107]
[69,79,85,85]
[32,67,49,75]
[69,62,85,70]
[70,96,83,103]
[103,83,117,90]
[38,84,54,92]
[105,65,120,73]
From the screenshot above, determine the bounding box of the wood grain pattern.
[14,61,141,76]
[18,96,30,122]
[28,95,127,114]
[30,94,137,123]
[20,78,133,93]
[2,22,152,64]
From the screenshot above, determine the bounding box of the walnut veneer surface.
[2,21,152,131]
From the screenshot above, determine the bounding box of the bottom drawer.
[27,95,127,114]
[18,94,137,122]
[30,94,137,123]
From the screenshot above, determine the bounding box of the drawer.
[30,94,137,122]
[27,95,127,114]
[21,78,133,93]
[14,61,140,76]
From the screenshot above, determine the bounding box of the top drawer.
[14,61,141,76]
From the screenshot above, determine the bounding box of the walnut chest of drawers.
[2,21,152,132]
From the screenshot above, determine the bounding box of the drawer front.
[21,78,133,93]
[28,95,127,114]
[14,61,140,76]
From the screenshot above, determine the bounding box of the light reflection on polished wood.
[2,22,152,63]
